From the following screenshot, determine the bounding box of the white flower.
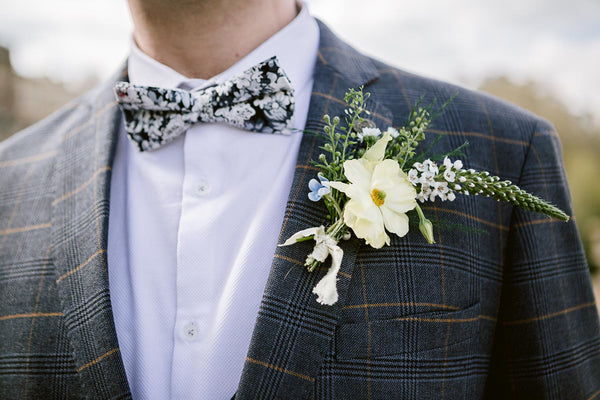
[408,169,420,185]
[417,187,430,203]
[422,170,436,182]
[443,169,456,182]
[443,156,453,170]
[435,181,449,194]
[413,162,426,172]
[386,127,400,138]
[329,131,417,249]
[430,187,441,202]
[443,157,464,174]
[422,159,439,175]
[357,127,381,143]
[362,127,381,137]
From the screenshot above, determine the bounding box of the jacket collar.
[234,20,392,399]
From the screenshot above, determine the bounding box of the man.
[0,0,598,399]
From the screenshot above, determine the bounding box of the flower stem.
[325,193,344,218]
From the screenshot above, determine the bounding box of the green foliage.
[312,87,370,227]
[388,106,430,168]
[455,169,569,221]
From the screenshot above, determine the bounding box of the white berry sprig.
[408,157,569,221]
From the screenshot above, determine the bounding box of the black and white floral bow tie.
[114,56,295,151]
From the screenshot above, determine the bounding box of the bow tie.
[114,57,295,152]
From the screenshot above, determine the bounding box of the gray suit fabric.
[1,21,599,399]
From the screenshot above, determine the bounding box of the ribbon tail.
[312,244,344,306]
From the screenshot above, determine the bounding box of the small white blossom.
[408,169,420,185]
[357,127,381,142]
[422,170,436,183]
[443,157,453,170]
[417,186,431,203]
[443,157,464,172]
[436,181,449,194]
[414,162,426,172]
[386,127,400,138]
[443,169,456,182]
[422,159,439,174]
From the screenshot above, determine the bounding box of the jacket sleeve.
[484,118,600,398]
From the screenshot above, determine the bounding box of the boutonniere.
[282,88,568,306]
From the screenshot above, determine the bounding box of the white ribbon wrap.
[280,226,344,305]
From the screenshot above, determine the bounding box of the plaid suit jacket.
[1,21,599,400]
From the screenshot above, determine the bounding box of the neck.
[127,0,298,79]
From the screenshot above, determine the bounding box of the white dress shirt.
[107,6,319,399]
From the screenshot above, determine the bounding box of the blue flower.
[308,174,331,202]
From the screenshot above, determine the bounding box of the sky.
[0,0,599,123]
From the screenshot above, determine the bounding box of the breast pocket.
[335,302,480,360]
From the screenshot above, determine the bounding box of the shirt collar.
[127,3,319,94]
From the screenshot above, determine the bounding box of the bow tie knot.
[114,57,295,151]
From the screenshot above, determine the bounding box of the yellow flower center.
[370,188,386,207]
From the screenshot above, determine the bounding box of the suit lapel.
[236,21,392,399]
[51,70,131,398]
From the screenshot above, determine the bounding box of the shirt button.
[182,322,199,341]
[196,179,211,196]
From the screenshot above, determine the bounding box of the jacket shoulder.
[361,58,559,184]
[368,58,553,142]
[0,90,99,235]
[0,94,95,160]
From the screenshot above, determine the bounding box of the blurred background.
[0,0,599,302]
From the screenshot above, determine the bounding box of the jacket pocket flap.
[336,302,480,360]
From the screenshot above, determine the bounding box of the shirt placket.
[171,124,217,398]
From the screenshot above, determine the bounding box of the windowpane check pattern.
[1,21,598,400]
